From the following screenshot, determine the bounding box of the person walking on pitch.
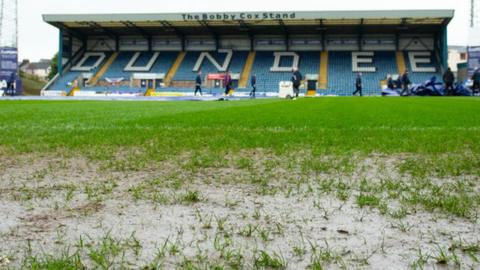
[249,74,257,98]
[400,70,411,96]
[387,74,395,89]
[7,72,16,96]
[352,73,363,96]
[224,71,232,95]
[291,68,302,98]
[194,71,203,96]
[472,67,480,94]
[443,67,455,96]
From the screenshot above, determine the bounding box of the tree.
[48,53,58,80]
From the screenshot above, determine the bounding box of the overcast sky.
[19,0,471,61]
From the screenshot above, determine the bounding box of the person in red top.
[224,71,232,95]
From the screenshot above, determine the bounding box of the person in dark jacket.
[395,74,403,89]
[249,74,257,98]
[443,67,455,95]
[400,70,411,96]
[7,72,16,96]
[224,71,232,95]
[387,74,394,89]
[291,68,302,98]
[352,73,362,96]
[472,68,480,94]
[194,70,203,96]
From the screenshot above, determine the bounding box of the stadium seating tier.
[49,50,443,96]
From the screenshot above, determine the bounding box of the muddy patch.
[0,152,479,269]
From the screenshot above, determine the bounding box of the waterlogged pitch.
[0,97,479,269]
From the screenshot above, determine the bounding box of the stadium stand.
[42,10,453,96]
[46,49,446,96]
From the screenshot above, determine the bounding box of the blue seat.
[403,51,442,85]
[173,51,247,82]
[50,50,442,95]
[324,51,398,96]
[48,71,82,91]
[101,51,179,80]
[249,51,320,92]
[49,53,110,91]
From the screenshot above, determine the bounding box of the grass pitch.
[0,97,479,269]
[2,97,480,154]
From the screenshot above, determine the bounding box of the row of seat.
[250,51,320,91]
[325,51,400,95]
[49,53,111,90]
[173,51,248,81]
[405,52,441,84]
[49,51,441,95]
[102,52,178,80]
